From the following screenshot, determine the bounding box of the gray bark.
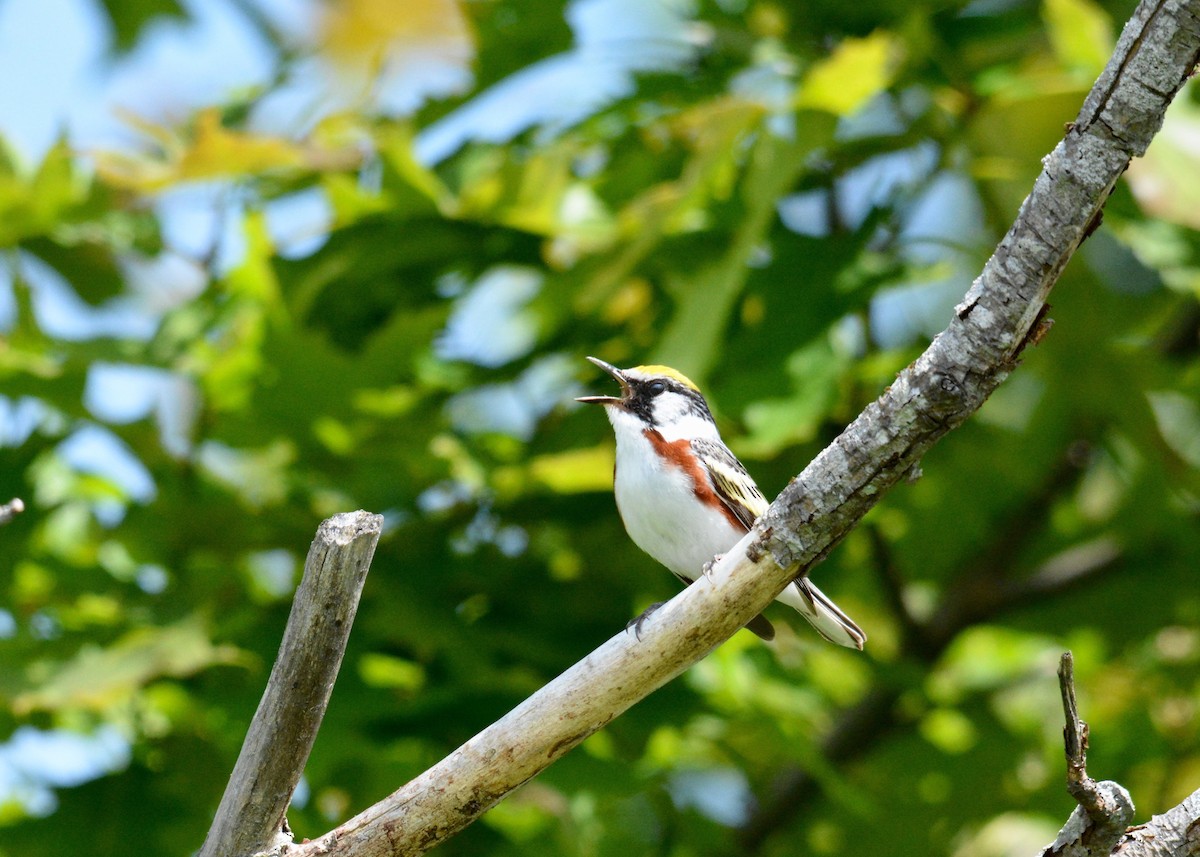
[199,511,383,857]
[1038,651,1200,856]
[1042,653,1137,856]
[1114,789,1200,855]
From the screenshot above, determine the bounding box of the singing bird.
[578,356,865,648]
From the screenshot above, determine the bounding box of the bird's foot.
[701,554,725,582]
[626,602,665,640]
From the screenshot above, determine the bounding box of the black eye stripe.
[625,376,714,424]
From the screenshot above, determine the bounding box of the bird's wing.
[690,437,769,531]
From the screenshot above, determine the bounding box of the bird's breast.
[611,428,746,579]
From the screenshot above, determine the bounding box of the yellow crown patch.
[632,365,700,392]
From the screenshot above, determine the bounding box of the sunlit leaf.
[0,140,90,245]
[739,337,845,457]
[453,143,617,245]
[323,0,472,64]
[321,0,475,109]
[1043,0,1113,77]
[918,708,977,754]
[358,652,426,691]
[196,439,297,509]
[93,110,357,192]
[526,445,614,494]
[795,31,903,116]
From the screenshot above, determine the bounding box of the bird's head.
[577,356,717,440]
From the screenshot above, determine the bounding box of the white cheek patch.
[651,395,686,423]
[603,391,720,445]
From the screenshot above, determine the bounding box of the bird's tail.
[778,578,866,650]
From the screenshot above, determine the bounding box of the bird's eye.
[646,380,667,397]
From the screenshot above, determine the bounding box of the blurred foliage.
[1,0,1200,856]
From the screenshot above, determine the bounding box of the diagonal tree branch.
[755,0,1200,580]
[256,3,1200,856]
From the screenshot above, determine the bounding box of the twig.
[1041,652,1135,857]
[0,497,24,526]
[1060,652,1096,806]
[198,511,383,857]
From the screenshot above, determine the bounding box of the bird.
[577,356,866,648]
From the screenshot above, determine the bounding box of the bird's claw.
[626,602,665,640]
[701,554,724,582]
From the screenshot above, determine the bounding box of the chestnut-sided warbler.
[578,356,865,648]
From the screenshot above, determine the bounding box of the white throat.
[603,405,718,445]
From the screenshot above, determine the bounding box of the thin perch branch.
[199,511,383,857]
[1059,652,1094,806]
[284,540,803,857]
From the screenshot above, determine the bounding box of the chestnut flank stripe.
[642,429,745,533]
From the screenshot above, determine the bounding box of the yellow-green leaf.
[359,652,426,691]
[795,31,903,116]
[1044,0,1113,77]
[93,109,356,192]
[528,445,614,494]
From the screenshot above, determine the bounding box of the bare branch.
[1043,653,1200,857]
[199,511,383,857]
[1059,653,1088,783]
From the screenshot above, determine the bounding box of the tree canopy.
[1,0,1199,855]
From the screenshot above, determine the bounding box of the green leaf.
[739,337,845,457]
[1043,0,1113,77]
[795,31,903,116]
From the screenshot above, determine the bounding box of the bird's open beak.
[576,356,630,406]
